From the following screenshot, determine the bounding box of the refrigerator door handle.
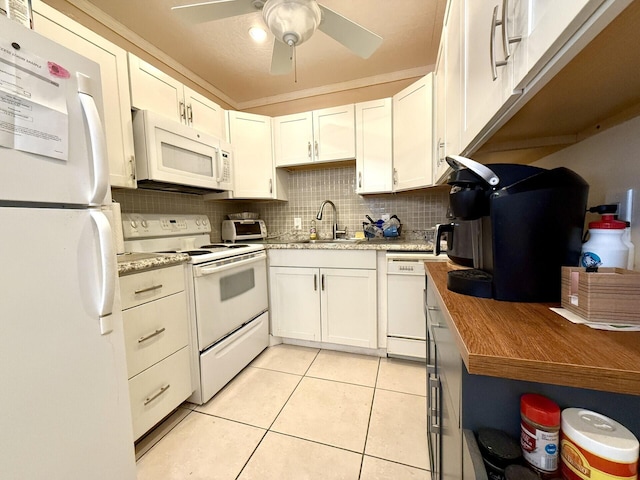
[90,209,116,334]
[77,73,109,206]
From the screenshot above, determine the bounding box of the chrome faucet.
[316,200,346,240]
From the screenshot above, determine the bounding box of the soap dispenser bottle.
[310,219,317,240]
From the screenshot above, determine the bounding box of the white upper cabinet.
[128,53,226,140]
[226,111,287,200]
[274,104,355,167]
[392,74,434,192]
[355,98,393,194]
[434,0,463,184]
[463,0,522,149]
[511,0,613,89]
[32,0,136,189]
[461,0,632,155]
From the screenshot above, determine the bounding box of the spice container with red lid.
[520,393,561,477]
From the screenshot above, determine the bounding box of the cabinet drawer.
[128,346,192,440]
[120,265,185,309]
[123,291,189,378]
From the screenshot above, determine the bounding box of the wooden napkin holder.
[561,267,640,324]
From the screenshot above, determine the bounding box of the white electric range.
[122,213,269,404]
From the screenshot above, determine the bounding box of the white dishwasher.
[386,252,446,360]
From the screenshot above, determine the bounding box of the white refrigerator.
[0,16,136,480]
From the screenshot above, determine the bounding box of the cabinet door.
[355,98,393,194]
[269,267,321,341]
[441,380,463,480]
[184,86,226,139]
[463,0,520,149]
[228,111,275,198]
[128,53,184,123]
[392,74,434,191]
[313,104,356,163]
[321,268,377,348]
[32,1,136,189]
[434,40,446,184]
[511,0,606,89]
[273,111,314,166]
[435,0,463,184]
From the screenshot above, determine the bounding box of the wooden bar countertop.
[426,262,640,396]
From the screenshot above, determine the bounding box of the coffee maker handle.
[446,155,500,187]
[435,223,454,256]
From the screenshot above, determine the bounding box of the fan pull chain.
[293,45,298,83]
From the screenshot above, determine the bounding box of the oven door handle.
[194,252,266,277]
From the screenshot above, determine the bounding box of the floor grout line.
[137,345,430,479]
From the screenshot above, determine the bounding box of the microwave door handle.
[195,253,266,277]
[215,148,224,183]
[77,74,108,206]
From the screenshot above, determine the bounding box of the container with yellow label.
[561,408,638,480]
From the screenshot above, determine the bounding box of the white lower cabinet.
[119,264,192,440]
[269,250,377,349]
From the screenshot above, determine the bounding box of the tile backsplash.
[112,166,450,242]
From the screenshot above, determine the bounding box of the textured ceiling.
[62,0,446,108]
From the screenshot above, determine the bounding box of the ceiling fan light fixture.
[262,0,321,46]
[248,26,268,42]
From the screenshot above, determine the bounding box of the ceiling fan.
[171,0,383,75]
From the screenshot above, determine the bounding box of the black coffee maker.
[443,155,589,302]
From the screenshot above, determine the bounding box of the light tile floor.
[136,344,430,480]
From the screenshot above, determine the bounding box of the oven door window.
[220,268,255,301]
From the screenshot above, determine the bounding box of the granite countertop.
[117,252,189,276]
[426,262,640,396]
[259,237,435,252]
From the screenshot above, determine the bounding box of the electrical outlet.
[605,188,634,223]
[293,217,302,230]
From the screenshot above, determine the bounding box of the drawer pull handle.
[427,306,439,311]
[138,327,166,344]
[134,284,163,295]
[144,384,171,405]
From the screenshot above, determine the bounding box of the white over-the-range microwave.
[132,110,233,193]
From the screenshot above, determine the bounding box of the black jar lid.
[477,428,522,468]
[505,464,540,480]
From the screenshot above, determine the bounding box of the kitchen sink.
[265,238,363,245]
[308,238,363,244]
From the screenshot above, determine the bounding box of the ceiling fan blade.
[171,0,260,24]
[271,39,293,75]
[317,5,383,59]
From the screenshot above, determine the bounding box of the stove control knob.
[195,219,201,226]
[202,218,208,226]
[130,220,137,229]
[141,220,148,228]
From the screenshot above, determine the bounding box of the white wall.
[533,115,640,269]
